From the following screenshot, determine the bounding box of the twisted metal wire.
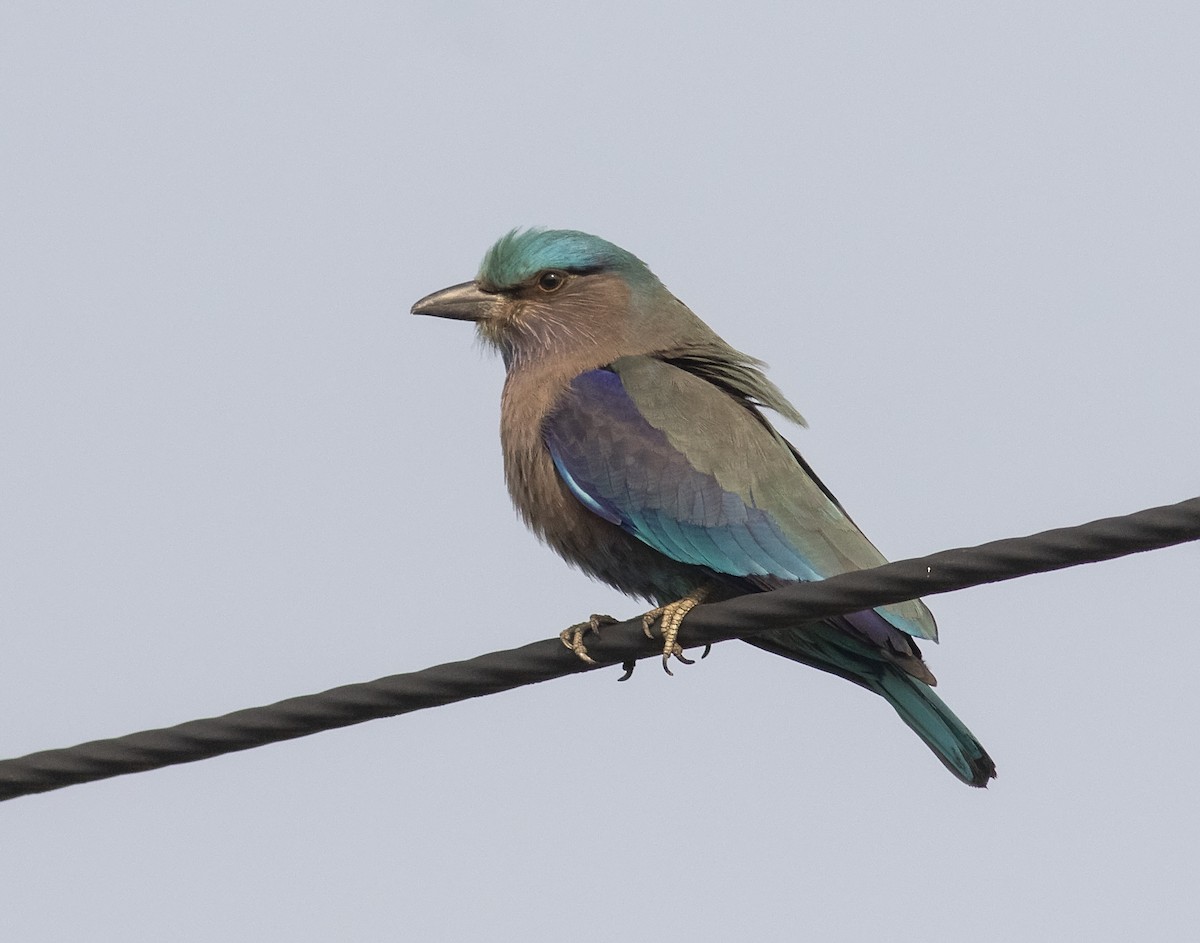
[2,496,1197,802]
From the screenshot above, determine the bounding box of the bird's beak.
[410,281,501,322]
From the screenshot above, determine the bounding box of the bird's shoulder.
[543,355,811,523]
[586,355,805,496]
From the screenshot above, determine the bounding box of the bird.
[411,228,995,787]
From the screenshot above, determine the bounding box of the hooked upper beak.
[410,281,502,322]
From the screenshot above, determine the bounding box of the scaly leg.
[560,613,617,665]
[642,585,713,675]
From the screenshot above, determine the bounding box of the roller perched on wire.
[412,228,997,787]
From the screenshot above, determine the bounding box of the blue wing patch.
[543,368,821,582]
[547,449,622,525]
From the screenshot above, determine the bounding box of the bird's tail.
[865,668,996,787]
[746,627,996,787]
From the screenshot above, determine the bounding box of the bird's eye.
[537,270,567,292]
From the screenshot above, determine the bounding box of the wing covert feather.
[542,358,936,641]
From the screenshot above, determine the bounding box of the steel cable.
[1,496,1197,802]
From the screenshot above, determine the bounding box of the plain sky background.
[3,3,1198,940]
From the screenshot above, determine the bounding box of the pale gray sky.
[3,3,1199,940]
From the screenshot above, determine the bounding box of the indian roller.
[412,229,996,787]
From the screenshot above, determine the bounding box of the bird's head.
[412,229,698,369]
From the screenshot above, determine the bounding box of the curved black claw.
[617,659,637,682]
[661,642,696,675]
[700,644,712,659]
[642,586,712,674]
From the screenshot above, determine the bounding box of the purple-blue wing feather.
[542,360,939,644]
[544,368,813,582]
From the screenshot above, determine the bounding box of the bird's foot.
[560,613,617,665]
[642,586,713,675]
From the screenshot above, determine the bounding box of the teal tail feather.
[867,668,996,787]
[746,625,996,787]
